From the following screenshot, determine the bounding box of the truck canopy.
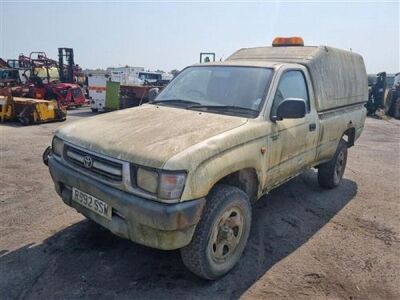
[227,46,368,112]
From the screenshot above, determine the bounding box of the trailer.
[102,68,172,112]
[104,82,164,111]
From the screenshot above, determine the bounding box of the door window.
[271,70,309,116]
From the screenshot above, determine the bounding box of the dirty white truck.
[87,72,109,112]
[45,38,368,279]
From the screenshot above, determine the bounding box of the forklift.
[9,49,86,108]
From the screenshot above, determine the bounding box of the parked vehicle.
[0,68,21,87]
[0,88,66,125]
[109,66,144,85]
[137,71,171,85]
[104,81,165,111]
[49,48,86,107]
[8,49,86,108]
[87,72,110,112]
[44,37,367,280]
[367,72,397,116]
[386,72,400,119]
[6,57,31,84]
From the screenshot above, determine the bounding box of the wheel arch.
[213,168,259,203]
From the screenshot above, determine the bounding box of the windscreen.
[154,66,273,117]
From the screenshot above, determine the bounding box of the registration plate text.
[72,188,112,220]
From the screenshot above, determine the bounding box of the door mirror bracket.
[270,115,283,122]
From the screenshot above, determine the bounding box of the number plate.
[72,188,112,220]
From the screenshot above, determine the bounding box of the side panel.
[315,104,366,164]
[308,47,368,112]
[267,113,318,185]
[105,81,120,110]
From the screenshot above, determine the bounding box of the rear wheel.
[318,139,348,189]
[55,109,66,122]
[180,184,251,280]
[393,100,400,119]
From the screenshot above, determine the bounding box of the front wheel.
[318,139,348,189]
[18,116,31,126]
[180,184,251,280]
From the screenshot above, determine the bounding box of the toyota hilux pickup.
[44,37,368,280]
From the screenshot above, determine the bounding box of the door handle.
[309,123,316,131]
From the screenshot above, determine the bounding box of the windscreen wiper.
[187,104,259,115]
[150,99,201,106]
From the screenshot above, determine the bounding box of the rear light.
[272,36,304,47]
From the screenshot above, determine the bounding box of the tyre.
[393,100,400,119]
[180,184,251,280]
[18,116,30,126]
[42,146,51,166]
[384,89,392,115]
[91,108,98,113]
[318,139,348,189]
[55,109,66,122]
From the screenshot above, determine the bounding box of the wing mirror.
[148,88,159,102]
[271,98,307,122]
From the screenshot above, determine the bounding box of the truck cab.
[45,37,367,280]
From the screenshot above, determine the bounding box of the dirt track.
[1,108,399,299]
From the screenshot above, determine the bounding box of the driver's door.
[266,69,318,187]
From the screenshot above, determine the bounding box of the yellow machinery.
[0,88,66,125]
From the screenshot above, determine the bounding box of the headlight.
[136,168,158,193]
[136,167,186,201]
[52,136,64,157]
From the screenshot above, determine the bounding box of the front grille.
[64,145,123,182]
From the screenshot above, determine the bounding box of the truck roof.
[193,60,284,68]
[227,45,326,62]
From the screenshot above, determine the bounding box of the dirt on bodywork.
[0,108,399,299]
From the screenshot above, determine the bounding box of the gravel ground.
[0,108,399,299]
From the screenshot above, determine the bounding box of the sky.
[1,1,399,74]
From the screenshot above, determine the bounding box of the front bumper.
[48,156,205,250]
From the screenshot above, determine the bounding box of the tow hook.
[42,146,52,166]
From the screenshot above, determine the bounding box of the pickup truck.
[44,37,368,280]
